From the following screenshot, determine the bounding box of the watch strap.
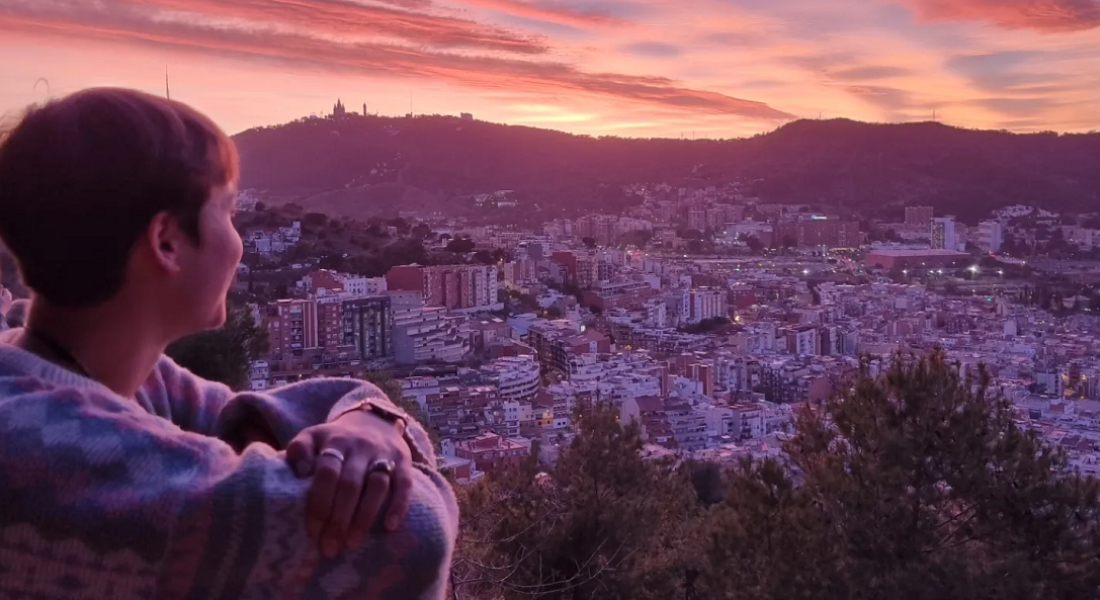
[332,397,430,465]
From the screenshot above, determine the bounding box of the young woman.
[0,88,457,599]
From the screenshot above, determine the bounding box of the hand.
[286,410,413,558]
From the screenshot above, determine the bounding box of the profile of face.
[151,184,244,339]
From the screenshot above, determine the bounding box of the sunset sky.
[1,0,1098,138]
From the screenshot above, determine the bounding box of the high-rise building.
[316,296,345,351]
[905,206,934,228]
[342,296,394,362]
[268,298,318,358]
[931,216,957,250]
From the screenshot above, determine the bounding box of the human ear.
[145,212,185,274]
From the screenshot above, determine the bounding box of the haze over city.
[2,0,1099,138]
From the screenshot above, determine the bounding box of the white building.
[730,403,765,441]
[481,355,541,402]
[931,216,956,251]
[976,220,1003,253]
[683,288,727,324]
[392,305,470,365]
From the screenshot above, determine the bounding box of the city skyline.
[1,0,1098,138]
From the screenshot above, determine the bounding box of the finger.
[347,470,391,550]
[383,467,413,532]
[286,432,317,478]
[320,454,368,558]
[305,449,344,545]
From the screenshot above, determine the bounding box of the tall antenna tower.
[165,67,171,100]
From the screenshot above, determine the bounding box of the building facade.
[342,296,394,363]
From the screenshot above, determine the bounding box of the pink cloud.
[452,0,629,27]
[897,0,1100,32]
[128,0,549,54]
[0,0,793,120]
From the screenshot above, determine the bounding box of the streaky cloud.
[451,0,629,27]
[0,0,793,121]
[895,0,1100,32]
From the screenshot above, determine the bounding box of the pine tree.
[696,349,1100,600]
[454,403,696,600]
[166,304,269,390]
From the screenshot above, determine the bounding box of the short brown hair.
[0,88,239,308]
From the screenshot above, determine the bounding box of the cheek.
[212,223,243,266]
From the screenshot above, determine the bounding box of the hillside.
[233,116,1100,222]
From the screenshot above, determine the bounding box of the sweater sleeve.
[137,356,437,467]
[0,387,458,600]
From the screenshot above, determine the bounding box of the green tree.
[446,238,476,253]
[303,212,329,228]
[455,404,696,600]
[744,235,764,254]
[697,350,1100,600]
[166,304,270,390]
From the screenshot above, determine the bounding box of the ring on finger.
[369,458,395,475]
[320,448,346,463]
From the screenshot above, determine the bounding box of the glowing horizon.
[1,0,1098,139]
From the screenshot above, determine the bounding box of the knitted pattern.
[0,334,458,600]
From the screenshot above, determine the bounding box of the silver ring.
[369,458,395,475]
[320,448,346,463]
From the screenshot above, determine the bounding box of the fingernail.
[323,539,339,558]
[386,516,400,531]
[295,461,311,477]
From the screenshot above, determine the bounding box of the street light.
[968,265,979,274]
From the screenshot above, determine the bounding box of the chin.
[207,305,229,330]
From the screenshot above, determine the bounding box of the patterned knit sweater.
[0,333,458,600]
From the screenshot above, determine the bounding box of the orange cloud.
[452,0,629,27]
[0,1,792,121]
[896,0,1100,32]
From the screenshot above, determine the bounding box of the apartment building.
[342,296,394,363]
[268,298,317,358]
[683,287,727,324]
[387,264,499,312]
[479,355,541,403]
[454,433,531,474]
[392,304,470,365]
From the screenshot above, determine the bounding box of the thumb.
[286,430,318,477]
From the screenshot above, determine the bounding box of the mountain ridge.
[233,115,1100,222]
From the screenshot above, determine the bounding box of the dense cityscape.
[225,150,1100,484]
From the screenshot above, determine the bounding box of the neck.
[24,297,168,398]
